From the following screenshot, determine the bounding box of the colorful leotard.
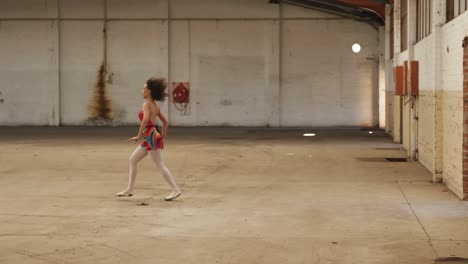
[138,110,164,150]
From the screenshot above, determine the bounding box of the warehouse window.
[417,0,432,41]
[401,0,408,51]
[447,0,468,22]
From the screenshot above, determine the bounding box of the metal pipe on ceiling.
[272,0,386,26]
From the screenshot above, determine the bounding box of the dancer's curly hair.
[146,77,167,102]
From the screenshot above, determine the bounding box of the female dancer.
[116,77,182,201]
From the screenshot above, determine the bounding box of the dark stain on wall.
[88,63,113,121]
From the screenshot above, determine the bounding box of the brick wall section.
[463,36,468,200]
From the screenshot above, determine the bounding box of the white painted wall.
[441,12,468,92]
[59,0,104,19]
[170,0,277,19]
[439,11,468,198]
[0,21,59,125]
[0,0,380,127]
[280,19,379,127]
[413,35,436,174]
[388,0,468,198]
[106,20,169,124]
[168,20,191,125]
[414,35,436,90]
[187,20,273,126]
[60,21,104,125]
[0,0,58,18]
[107,0,168,19]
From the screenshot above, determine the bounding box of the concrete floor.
[1,127,468,264]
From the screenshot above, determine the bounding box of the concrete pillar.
[408,0,418,160]
[268,3,281,127]
[433,0,446,182]
[385,4,393,133]
[378,26,386,128]
[49,19,60,126]
[266,19,280,127]
[393,0,403,143]
[49,1,60,126]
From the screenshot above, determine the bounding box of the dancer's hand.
[128,136,139,143]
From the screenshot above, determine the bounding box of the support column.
[378,26,386,128]
[267,3,282,127]
[408,0,418,160]
[433,0,446,182]
[385,4,392,133]
[49,0,60,126]
[393,0,402,143]
[266,18,280,127]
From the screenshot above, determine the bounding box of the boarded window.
[417,0,432,41]
[390,6,394,59]
[401,0,408,51]
[447,0,468,22]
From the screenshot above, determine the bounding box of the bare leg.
[148,149,182,201]
[116,146,148,196]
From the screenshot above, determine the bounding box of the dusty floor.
[1,127,468,264]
